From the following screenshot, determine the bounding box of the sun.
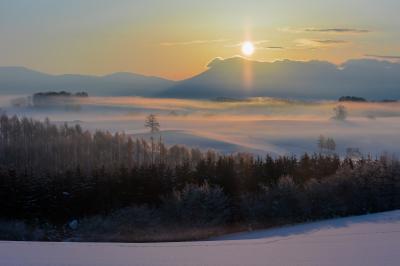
[241,41,255,56]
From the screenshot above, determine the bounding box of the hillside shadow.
[211,210,400,241]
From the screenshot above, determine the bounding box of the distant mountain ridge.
[2,58,400,99]
[160,57,400,100]
[0,67,174,96]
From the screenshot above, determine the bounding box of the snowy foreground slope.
[1,211,400,266]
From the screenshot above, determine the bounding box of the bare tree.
[317,135,326,153]
[145,114,160,164]
[326,138,336,152]
[317,135,336,154]
[346,147,362,159]
[145,114,160,133]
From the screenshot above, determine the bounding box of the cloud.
[253,40,270,45]
[224,40,285,51]
[365,54,400,60]
[278,27,304,34]
[305,28,370,34]
[160,39,229,46]
[314,40,348,44]
[295,38,349,49]
[206,57,224,68]
[225,40,270,48]
[258,46,285,50]
[279,27,370,34]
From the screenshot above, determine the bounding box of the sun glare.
[241,41,255,56]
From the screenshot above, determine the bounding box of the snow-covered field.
[1,210,399,266]
[2,96,400,156]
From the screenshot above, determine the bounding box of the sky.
[0,0,399,80]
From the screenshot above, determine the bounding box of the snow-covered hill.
[131,130,273,155]
[3,96,400,157]
[1,210,399,266]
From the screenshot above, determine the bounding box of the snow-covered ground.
[1,210,399,266]
[2,96,400,156]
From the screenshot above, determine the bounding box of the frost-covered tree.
[332,104,348,121]
[317,135,336,154]
[163,183,231,226]
[144,114,160,163]
[326,138,336,152]
[317,135,326,153]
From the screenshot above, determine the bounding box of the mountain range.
[161,57,400,100]
[1,58,400,100]
[0,67,174,97]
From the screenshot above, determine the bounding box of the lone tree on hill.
[145,114,160,133]
[332,104,348,121]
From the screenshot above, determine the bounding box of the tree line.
[0,114,399,234]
